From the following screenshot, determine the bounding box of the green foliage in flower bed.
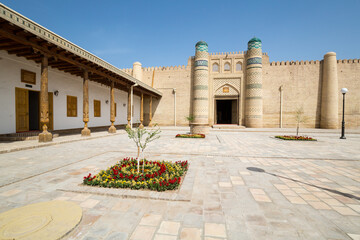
[275,135,317,141]
[176,134,205,138]
[83,158,189,191]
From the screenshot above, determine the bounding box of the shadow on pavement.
[247,167,360,200]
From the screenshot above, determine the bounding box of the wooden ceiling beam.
[25,55,42,60]
[0,44,28,51]
[57,66,80,71]
[0,28,159,96]
[9,48,32,55]
[49,62,72,67]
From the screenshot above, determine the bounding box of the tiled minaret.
[191,41,210,134]
[245,37,263,128]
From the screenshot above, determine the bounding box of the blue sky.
[1,0,359,68]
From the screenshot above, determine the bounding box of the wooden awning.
[0,3,162,98]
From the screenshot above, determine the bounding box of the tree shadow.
[247,167,360,200]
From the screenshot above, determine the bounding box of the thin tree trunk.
[137,146,140,172]
[296,124,299,136]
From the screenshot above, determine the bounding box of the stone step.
[212,124,246,129]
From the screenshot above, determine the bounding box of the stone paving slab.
[0,129,359,239]
[0,130,125,154]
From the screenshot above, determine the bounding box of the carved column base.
[108,125,117,133]
[139,123,144,129]
[81,127,91,136]
[148,121,153,127]
[39,131,52,142]
[126,121,131,129]
[190,123,209,135]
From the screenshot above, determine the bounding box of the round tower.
[320,52,339,129]
[191,41,210,134]
[132,62,143,81]
[245,37,263,128]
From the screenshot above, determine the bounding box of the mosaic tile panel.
[246,83,262,89]
[247,57,262,65]
[195,60,208,67]
[248,41,262,50]
[196,44,208,52]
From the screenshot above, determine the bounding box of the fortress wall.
[263,61,322,128]
[141,66,192,126]
[337,59,360,128]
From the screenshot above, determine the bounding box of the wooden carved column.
[108,81,116,133]
[139,93,144,129]
[126,88,131,128]
[81,69,91,136]
[39,55,53,142]
[148,96,153,127]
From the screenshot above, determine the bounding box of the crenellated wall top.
[269,58,360,66]
[209,51,268,56]
[121,65,190,73]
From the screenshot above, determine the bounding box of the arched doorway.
[214,84,239,125]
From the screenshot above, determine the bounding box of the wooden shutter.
[21,69,36,85]
[94,100,101,117]
[67,95,77,117]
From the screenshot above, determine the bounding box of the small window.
[212,63,219,72]
[94,100,101,117]
[21,69,36,84]
[67,96,77,117]
[236,62,242,71]
[224,63,231,71]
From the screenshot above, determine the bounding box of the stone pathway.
[0,128,359,239]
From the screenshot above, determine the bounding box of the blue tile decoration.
[247,57,262,65]
[195,60,208,67]
[248,37,262,50]
[195,41,208,52]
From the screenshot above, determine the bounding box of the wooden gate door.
[15,88,29,132]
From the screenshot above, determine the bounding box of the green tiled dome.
[248,37,262,44]
[195,41,208,47]
[195,41,208,52]
[248,37,262,50]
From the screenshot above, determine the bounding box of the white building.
[0,3,161,139]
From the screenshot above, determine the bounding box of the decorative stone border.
[58,163,195,202]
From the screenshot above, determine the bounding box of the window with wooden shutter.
[67,95,77,117]
[94,100,101,117]
[21,69,36,85]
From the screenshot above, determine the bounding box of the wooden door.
[15,88,29,132]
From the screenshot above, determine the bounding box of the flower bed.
[275,135,317,141]
[83,158,189,191]
[176,134,205,138]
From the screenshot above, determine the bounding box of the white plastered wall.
[0,50,139,134]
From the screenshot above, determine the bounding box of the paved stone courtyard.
[0,128,359,239]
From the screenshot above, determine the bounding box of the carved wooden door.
[15,88,29,132]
